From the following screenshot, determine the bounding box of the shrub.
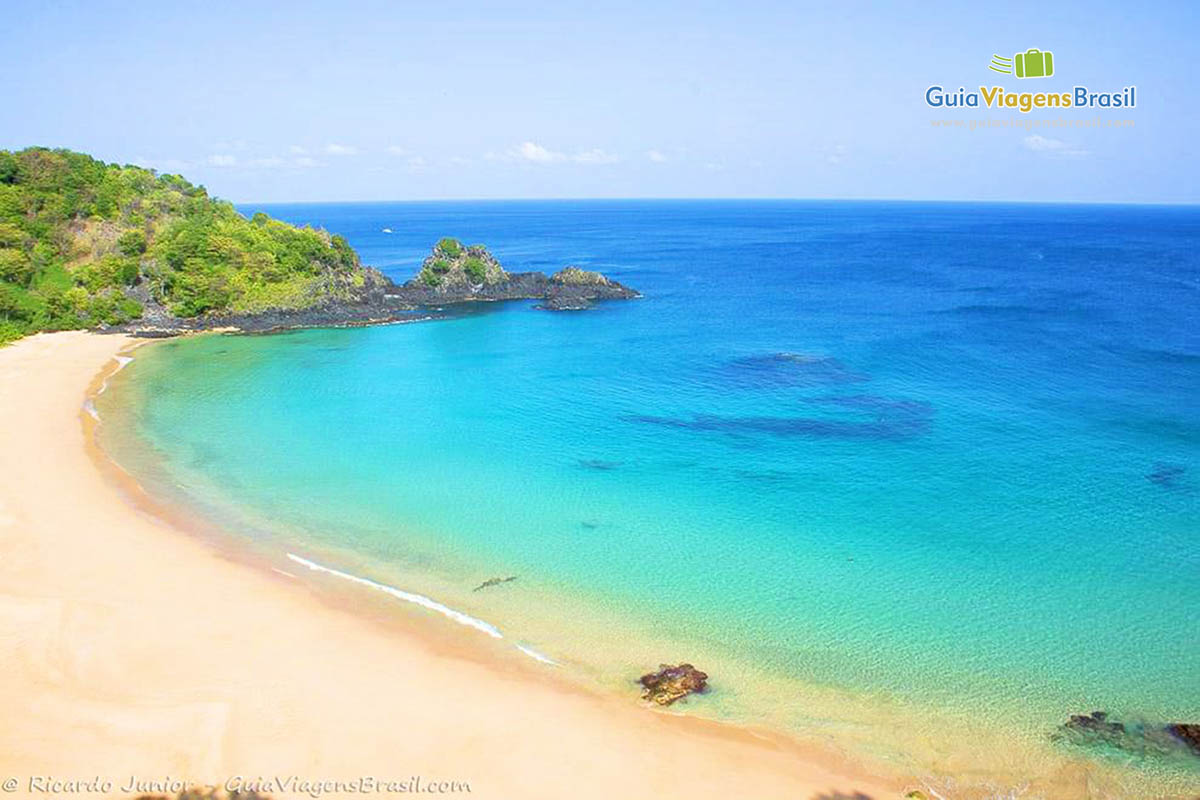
[0,249,32,285]
[436,237,462,258]
[117,230,147,256]
[463,256,486,283]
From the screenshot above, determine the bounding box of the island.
[0,147,638,343]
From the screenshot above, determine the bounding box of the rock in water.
[639,663,708,705]
[1167,723,1200,756]
[399,243,637,310]
[1061,711,1127,744]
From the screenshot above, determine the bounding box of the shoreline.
[0,331,902,799]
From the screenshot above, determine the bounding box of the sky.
[3,0,1197,203]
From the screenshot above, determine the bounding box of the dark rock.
[1167,723,1200,755]
[639,663,708,705]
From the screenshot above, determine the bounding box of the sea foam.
[286,552,503,638]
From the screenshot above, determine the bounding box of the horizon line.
[232,196,1200,208]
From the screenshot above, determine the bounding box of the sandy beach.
[0,331,899,800]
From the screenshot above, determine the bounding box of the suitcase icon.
[1014,49,1054,78]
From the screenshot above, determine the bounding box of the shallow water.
[97,200,1200,793]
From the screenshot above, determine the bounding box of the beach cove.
[0,330,901,799]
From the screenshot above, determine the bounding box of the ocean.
[96,200,1200,793]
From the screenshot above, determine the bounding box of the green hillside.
[0,147,368,344]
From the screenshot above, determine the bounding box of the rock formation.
[639,663,708,705]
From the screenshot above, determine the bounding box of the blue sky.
[4,0,1196,202]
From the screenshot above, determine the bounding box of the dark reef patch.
[1146,462,1186,487]
[578,459,624,471]
[719,352,868,388]
[625,395,932,441]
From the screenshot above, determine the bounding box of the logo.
[989,49,1054,79]
[925,47,1135,113]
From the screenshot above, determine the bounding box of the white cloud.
[248,157,285,168]
[289,145,308,155]
[386,145,407,156]
[449,156,472,165]
[208,154,237,167]
[325,143,358,156]
[502,141,621,165]
[647,149,667,163]
[406,156,428,170]
[573,148,621,164]
[826,144,848,165]
[1023,135,1088,157]
[294,156,320,168]
[517,141,567,163]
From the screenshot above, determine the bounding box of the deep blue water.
[101,200,1200,783]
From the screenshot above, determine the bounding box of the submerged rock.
[1056,711,1200,759]
[639,663,708,705]
[578,458,623,471]
[1062,711,1126,744]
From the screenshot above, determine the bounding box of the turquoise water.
[99,201,1200,786]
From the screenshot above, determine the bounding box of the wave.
[284,553,561,666]
[286,552,502,638]
[515,643,559,665]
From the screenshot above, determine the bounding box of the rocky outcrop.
[543,267,639,310]
[639,663,708,705]
[112,240,638,336]
[398,241,637,310]
[412,238,509,293]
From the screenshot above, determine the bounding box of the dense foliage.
[0,147,363,344]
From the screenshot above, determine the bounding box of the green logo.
[989,48,1055,78]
